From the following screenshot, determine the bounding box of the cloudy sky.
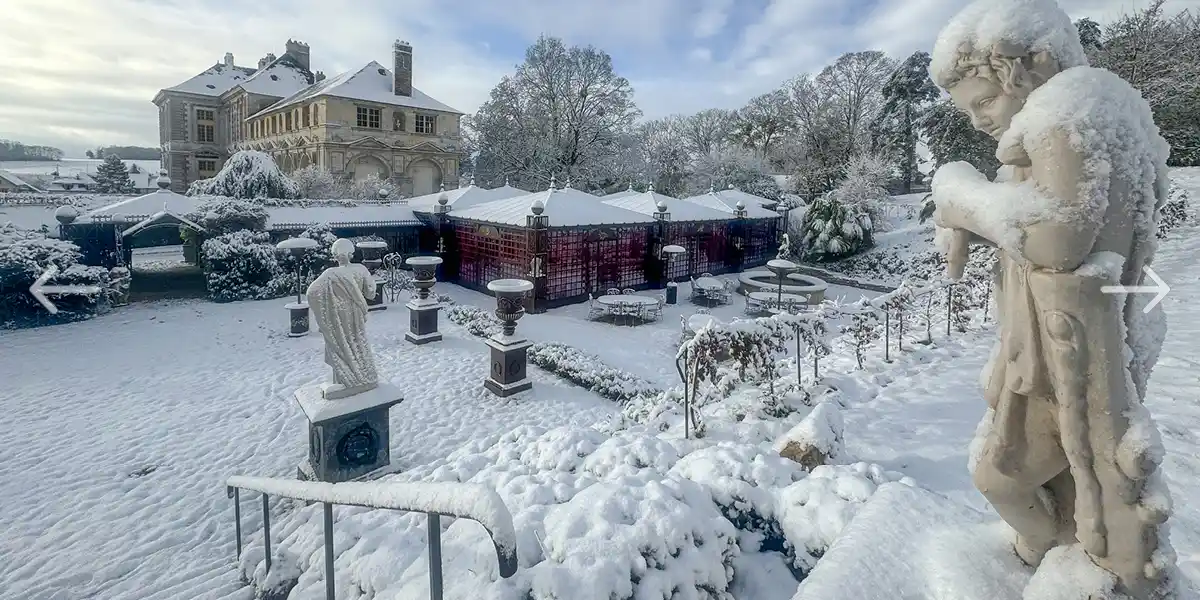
[0,0,1192,157]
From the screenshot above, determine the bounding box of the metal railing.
[226,475,519,600]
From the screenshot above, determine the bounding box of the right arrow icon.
[1101,266,1170,313]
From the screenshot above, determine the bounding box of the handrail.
[226,475,519,600]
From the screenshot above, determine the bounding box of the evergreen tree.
[1075,18,1103,53]
[920,99,1001,179]
[94,154,133,194]
[870,51,940,193]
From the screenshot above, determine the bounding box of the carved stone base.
[294,383,404,483]
[405,300,442,345]
[484,336,532,397]
[286,302,309,337]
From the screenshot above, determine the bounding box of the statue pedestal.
[793,483,1033,600]
[405,298,442,345]
[294,383,404,483]
[367,278,387,312]
[484,335,532,397]
[286,302,309,337]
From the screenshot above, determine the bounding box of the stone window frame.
[197,158,218,173]
[414,113,436,135]
[356,106,382,129]
[196,123,215,143]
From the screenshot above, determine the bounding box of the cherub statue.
[928,0,1174,597]
[306,238,378,399]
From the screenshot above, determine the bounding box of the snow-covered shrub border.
[446,305,662,405]
[200,230,289,302]
[0,223,109,328]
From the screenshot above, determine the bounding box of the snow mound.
[773,402,845,469]
[930,0,1088,89]
[247,425,911,599]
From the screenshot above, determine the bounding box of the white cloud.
[1,0,1197,155]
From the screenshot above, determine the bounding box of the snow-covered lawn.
[2,190,1199,598]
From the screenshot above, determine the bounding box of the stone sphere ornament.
[54,205,79,225]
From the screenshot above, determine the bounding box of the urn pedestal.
[295,383,404,483]
[357,241,389,312]
[405,256,444,345]
[368,278,387,312]
[484,279,535,397]
[286,302,310,337]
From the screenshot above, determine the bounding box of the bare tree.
[732,89,792,160]
[680,108,735,157]
[471,35,641,190]
[634,116,691,196]
[817,51,896,162]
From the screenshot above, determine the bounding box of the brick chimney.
[285,39,310,71]
[393,40,412,97]
[315,71,326,82]
[258,53,276,69]
[223,52,234,67]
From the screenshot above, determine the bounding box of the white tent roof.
[677,188,780,219]
[85,188,202,220]
[603,186,640,200]
[453,187,655,227]
[720,186,780,208]
[408,184,528,213]
[602,191,730,222]
[265,204,419,230]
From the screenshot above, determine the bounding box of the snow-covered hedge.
[0,223,109,328]
[187,150,299,199]
[527,343,663,405]
[187,197,270,236]
[446,306,662,405]
[200,230,288,302]
[1158,182,1192,239]
[0,192,118,207]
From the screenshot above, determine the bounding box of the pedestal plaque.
[484,335,533,397]
[295,383,404,483]
[405,300,443,344]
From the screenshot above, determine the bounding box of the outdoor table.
[748,291,807,311]
[687,313,720,333]
[596,294,660,326]
[693,277,726,306]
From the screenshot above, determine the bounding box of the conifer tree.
[870,51,940,193]
[94,154,133,194]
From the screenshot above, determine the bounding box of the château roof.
[453,186,655,227]
[237,54,314,98]
[250,61,461,119]
[164,63,258,97]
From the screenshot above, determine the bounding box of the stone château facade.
[153,40,462,196]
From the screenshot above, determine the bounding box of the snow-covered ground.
[1,173,1198,599]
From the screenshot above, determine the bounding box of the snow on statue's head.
[930,0,1088,140]
[331,238,355,265]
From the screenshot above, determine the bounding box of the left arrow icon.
[29,265,102,314]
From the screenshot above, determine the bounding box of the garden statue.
[928,0,1174,597]
[306,238,379,399]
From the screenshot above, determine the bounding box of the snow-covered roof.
[52,173,96,185]
[453,187,656,227]
[602,191,730,222]
[251,61,461,119]
[677,189,781,219]
[85,188,202,220]
[408,184,528,213]
[265,204,420,230]
[165,63,257,97]
[238,54,313,98]
[127,171,160,191]
[721,187,780,209]
[0,169,39,191]
[603,186,640,200]
[121,210,207,238]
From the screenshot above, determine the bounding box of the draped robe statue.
[928,1,1175,597]
[306,238,378,399]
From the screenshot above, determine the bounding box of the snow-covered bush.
[346,173,392,202]
[527,343,663,405]
[290,165,349,200]
[839,299,882,369]
[797,194,874,261]
[200,230,288,302]
[446,305,502,337]
[0,223,108,328]
[187,150,299,199]
[275,223,337,285]
[187,197,269,235]
[870,281,917,358]
[1158,182,1192,238]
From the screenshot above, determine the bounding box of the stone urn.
[404,256,445,345]
[484,278,535,396]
